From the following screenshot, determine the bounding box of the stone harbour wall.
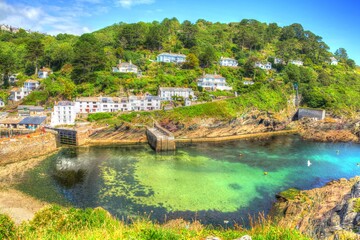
[0,132,58,165]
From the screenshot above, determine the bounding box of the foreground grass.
[1,205,310,240]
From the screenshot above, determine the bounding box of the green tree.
[0,43,16,88]
[183,53,199,69]
[25,39,44,75]
[71,34,105,84]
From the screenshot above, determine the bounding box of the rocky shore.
[271,177,360,239]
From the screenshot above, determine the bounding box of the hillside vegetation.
[0,18,359,116]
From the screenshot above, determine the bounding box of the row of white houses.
[50,75,236,127]
[51,95,162,126]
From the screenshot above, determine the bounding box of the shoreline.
[0,152,57,224]
[85,129,299,146]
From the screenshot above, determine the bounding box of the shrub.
[0,214,16,239]
[87,112,114,122]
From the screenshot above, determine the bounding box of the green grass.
[2,205,311,240]
[87,112,115,122]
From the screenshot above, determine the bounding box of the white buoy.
[307,160,312,167]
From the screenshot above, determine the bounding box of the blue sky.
[0,0,359,64]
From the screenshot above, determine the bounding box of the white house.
[289,60,303,66]
[128,95,161,111]
[51,101,77,126]
[112,60,138,74]
[197,74,233,91]
[24,80,40,90]
[219,57,238,67]
[274,58,284,64]
[38,67,52,79]
[157,52,186,63]
[243,81,254,85]
[158,87,195,101]
[0,100,5,108]
[8,74,18,84]
[9,87,31,102]
[330,57,338,65]
[254,62,272,70]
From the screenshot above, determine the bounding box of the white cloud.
[116,0,155,8]
[0,0,92,35]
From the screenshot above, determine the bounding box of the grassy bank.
[1,205,310,240]
[91,86,290,127]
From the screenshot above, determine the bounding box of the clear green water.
[17,135,360,226]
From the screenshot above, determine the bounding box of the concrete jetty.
[146,123,176,151]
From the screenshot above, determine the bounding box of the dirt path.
[0,154,55,224]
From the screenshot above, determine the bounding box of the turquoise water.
[18,135,360,226]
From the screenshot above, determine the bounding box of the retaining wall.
[0,132,58,165]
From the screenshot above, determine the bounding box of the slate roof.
[19,116,46,125]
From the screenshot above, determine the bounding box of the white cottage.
[24,80,40,90]
[112,60,138,74]
[254,62,272,70]
[197,74,232,91]
[38,67,52,79]
[51,101,77,126]
[158,87,195,101]
[289,60,303,66]
[330,57,338,65]
[9,87,32,102]
[219,57,238,67]
[157,52,186,63]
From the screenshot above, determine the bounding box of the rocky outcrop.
[298,118,360,143]
[271,178,360,239]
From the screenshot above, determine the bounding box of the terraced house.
[75,95,161,113]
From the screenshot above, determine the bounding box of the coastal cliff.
[271,177,360,239]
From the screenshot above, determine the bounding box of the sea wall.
[0,132,58,165]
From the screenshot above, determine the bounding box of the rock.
[351,181,360,198]
[234,235,252,240]
[188,124,199,131]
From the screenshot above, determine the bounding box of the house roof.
[200,74,225,79]
[159,87,194,92]
[24,79,39,83]
[39,67,52,72]
[158,52,186,57]
[117,62,138,68]
[19,116,46,125]
[18,105,44,112]
[10,87,20,92]
[0,118,23,124]
[76,97,100,102]
[56,101,75,106]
